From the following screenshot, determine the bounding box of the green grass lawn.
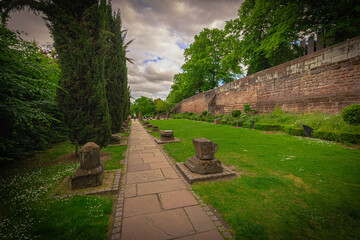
[103,145,127,170]
[150,119,360,240]
[0,141,127,240]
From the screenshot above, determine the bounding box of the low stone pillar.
[214,118,221,124]
[71,142,104,189]
[143,121,149,126]
[184,138,223,174]
[110,134,121,144]
[152,126,159,132]
[160,130,174,141]
[147,124,153,128]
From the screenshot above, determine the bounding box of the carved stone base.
[71,163,104,190]
[184,156,223,174]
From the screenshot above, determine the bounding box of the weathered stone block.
[110,134,121,144]
[214,118,221,124]
[72,142,104,189]
[79,142,100,170]
[193,138,218,160]
[71,163,104,189]
[184,156,223,174]
[160,130,174,141]
[152,126,159,131]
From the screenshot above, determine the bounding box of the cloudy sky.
[8,0,243,100]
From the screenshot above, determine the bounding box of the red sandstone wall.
[177,36,360,114]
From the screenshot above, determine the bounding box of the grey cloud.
[7,0,243,100]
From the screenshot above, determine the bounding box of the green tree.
[225,0,360,75]
[0,24,66,160]
[183,28,241,91]
[50,0,111,152]
[154,98,171,113]
[167,28,242,104]
[131,96,155,116]
[102,6,130,133]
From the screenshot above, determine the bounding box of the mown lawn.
[150,119,360,240]
[0,141,126,240]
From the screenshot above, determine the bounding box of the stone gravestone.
[71,142,104,189]
[110,134,121,144]
[184,138,223,174]
[214,118,221,124]
[302,125,313,138]
[160,130,174,141]
[152,125,159,132]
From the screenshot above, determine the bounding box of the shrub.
[243,103,259,114]
[283,126,305,136]
[231,110,242,118]
[254,123,282,131]
[201,110,208,116]
[342,104,360,126]
[313,130,360,144]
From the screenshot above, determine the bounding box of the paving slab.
[126,169,165,184]
[159,190,198,210]
[123,195,161,217]
[122,209,195,240]
[176,230,224,240]
[161,167,179,179]
[137,179,186,195]
[150,162,171,169]
[184,205,217,232]
[142,156,167,163]
[124,184,136,198]
[127,163,151,172]
[127,158,143,165]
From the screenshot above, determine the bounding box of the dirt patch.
[100,152,111,161]
[283,174,316,192]
[33,152,111,168]
[261,131,286,135]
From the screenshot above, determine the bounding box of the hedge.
[254,123,282,131]
[162,115,360,144]
[313,130,360,144]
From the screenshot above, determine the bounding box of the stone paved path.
[117,120,224,240]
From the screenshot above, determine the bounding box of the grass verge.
[0,141,127,240]
[150,119,360,240]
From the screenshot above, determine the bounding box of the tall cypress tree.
[103,8,128,133]
[47,0,112,151]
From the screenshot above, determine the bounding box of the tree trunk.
[75,140,79,157]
